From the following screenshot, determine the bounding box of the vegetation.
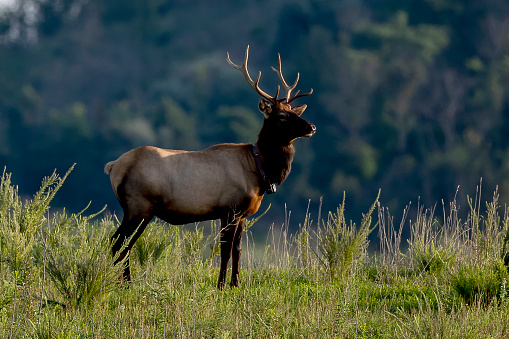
[2,1,509,336]
[1,0,509,224]
[2,168,509,338]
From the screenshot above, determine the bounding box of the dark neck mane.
[256,137,295,186]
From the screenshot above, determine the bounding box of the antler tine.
[287,88,314,104]
[274,85,280,101]
[226,45,274,101]
[271,53,300,102]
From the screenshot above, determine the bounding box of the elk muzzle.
[304,123,317,137]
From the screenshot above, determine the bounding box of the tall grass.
[1,169,509,337]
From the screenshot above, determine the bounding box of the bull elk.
[104,46,316,289]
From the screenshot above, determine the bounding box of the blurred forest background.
[1,0,509,230]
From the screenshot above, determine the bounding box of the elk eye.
[278,112,288,120]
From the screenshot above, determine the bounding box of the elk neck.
[255,132,295,186]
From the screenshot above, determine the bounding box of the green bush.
[452,258,509,305]
[314,191,379,280]
[35,212,125,310]
[410,240,456,274]
[0,166,74,284]
[133,219,176,269]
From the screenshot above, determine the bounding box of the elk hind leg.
[112,209,153,281]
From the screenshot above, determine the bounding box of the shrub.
[133,219,176,269]
[315,191,379,280]
[35,211,125,310]
[0,166,74,284]
[406,205,456,274]
[451,258,509,305]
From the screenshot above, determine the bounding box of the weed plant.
[1,169,509,337]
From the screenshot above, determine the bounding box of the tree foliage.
[0,0,509,224]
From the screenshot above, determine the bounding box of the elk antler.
[227,45,274,102]
[271,54,299,102]
[227,46,313,105]
[271,53,313,104]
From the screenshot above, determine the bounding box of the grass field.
[1,167,509,338]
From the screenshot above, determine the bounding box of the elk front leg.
[230,218,245,287]
[217,215,240,289]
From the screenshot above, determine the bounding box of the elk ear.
[258,98,273,118]
[292,104,307,116]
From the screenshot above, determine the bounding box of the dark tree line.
[1,0,509,229]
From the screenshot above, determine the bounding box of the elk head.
[226,45,316,145]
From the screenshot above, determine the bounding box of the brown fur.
[107,144,261,224]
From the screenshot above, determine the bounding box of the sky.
[0,0,14,10]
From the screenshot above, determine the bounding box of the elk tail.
[104,161,115,175]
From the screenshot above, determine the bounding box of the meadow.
[1,167,509,338]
